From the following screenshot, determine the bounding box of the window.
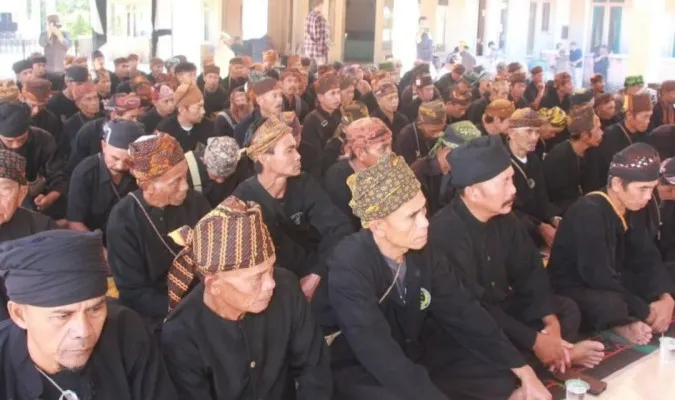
[591,0,624,53]
[541,2,550,32]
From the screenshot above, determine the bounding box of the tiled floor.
[598,352,675,399]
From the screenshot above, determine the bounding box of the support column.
[292,0,310,53]
[392,0,420,72]
[482,0,504,49]
[222,0,243,38]
[505,0,530,62]
[171,0,203,63]
[327,0,346,62]
[444,0,480,52]
[627,0,666,83]
[373,0,385,63]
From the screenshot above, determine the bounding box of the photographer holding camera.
[39,15,72,73]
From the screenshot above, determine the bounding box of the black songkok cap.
[647,124,675,160]
[570,89,595,106]
[609,143,661,183]
[65,65,90,82]
[174,62,197,75]
[449,135,511,188]
[12,59,33,74]
[0,230,108,307]
[102,120,145,150]
[0,103,31,138]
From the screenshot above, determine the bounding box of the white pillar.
[392,0,420,72]
[482,0,504,49]
[627,0,666,83]
[505,0,530,63]
[171,0,203,62]
[243,0,268,40]
[444,0,480,53]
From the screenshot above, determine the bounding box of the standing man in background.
[38,15,72,74]
[304,0,330,70]
[417,17,436,76]
[569,42,583,89]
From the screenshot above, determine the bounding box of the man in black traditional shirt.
[395,100,447,165]
[371,81,409,145]
[21,78,62,143]
[541,72,572,113]
[47,65,89,123]
[442,87,472,125]
[508,72,530,110]
[430,135,604,374]
[506,108,561,248]
[139,82,175,134]
[324,152,550,400]
[234,74,283,146]
[235,118,353,306]
[156,83,216,152]
[524,66,545,110]
[467,79,509,125]
[0,150,58,320]
[299,73,343,178]
[585,90,653,192]
[0,230,178,400]
[544,107,603,212]
[222,57,250,104]
[68,93,142,174]
[0,103,67,220]
[187,136,249,207]
[594,93,622,129]
[202,64,229,118]
[548,143,675,345]
[61,81,102,161]
[161,196,332,400]
[324,117,393,230]
[107,133,211,327]
[67,120,143,240]
[402,73,437,122]
[281,68,310,123]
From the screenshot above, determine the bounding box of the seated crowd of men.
[1,48,675,400]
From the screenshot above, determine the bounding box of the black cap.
[449,135,511,188]
[65,65,90,82]
[174,62,197,75]
[570,89,595,106]
[0,103,31,138]
[12,59,32,74]
[0,230,108,307]
[102,120,145,150]
[647,124,675,161]
[609,143,661,183]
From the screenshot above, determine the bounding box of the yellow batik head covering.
[347,152,421,228]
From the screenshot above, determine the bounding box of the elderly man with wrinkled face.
[107,133,211,327]
[161,196,332,400]
[0,230,178,399]
[322,152,549,400]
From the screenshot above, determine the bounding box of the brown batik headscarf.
[659,81,675,125]
[166,196,275,311]
[347,152,421,228]
[343,117,392,158]
[0,149,28,185]
[246,117,292,161]
[509,107,547,129]
[128,133,185,184]
[0,80,19,104]
[21,78,52,105]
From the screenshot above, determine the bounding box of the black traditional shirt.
[323,159,359,230]
[394,122,435,165]
[0,303,178,400]
[46,91,78,122]
[156,115,218,152]
[371,108,409,146]
[299,106,342,179]
[429,197,558,350]
[161,270,332,400]
[106,189,211,323]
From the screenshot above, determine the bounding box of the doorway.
[343,0,376,62]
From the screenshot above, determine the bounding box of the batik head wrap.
[417,100,447,125]
[624,75,644,88]
[485,99,515,119]
[429,121,482,157]
[129,133,185,184]
[167,196,275,311]
[203,137,242,178]
[343,117,392,158]
[151,83,174,101]
[0,149,27,185]
[0,79,19,104]
[21,78,52,105]
[347,152,421,228]
[72,81,97,102]
[104,93,142,114]
[174,83,204,108]
[624,90,653,114]
[568,106,596,137]
[246,117,292,161]
[537,107,568,129]
[509,107,546,129]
